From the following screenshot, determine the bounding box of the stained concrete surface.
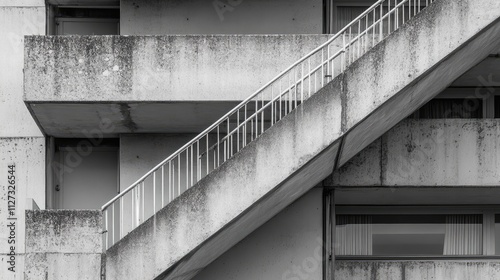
[105,1,500,279]
[24,35,338,137]
[328,119,500,187]
[24,210,102,280]
[336,260,500,280]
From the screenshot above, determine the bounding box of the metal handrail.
[102,0,435,249]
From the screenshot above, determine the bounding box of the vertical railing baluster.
[279,78,282,120]
[185,150,188,189]
[301,62,305,103]
[119,197,123,239]
[153,172,156,214]
[217,126,220,167]
[380,3,383,42]
[190,146,193,186]
[168,161,171,203]
[321,48,324,87]
[111,204,115,246]
[161,166,164,207]
[261,91,265,133]
[271,85,274,125]
[244,105,247,146]
[206,134,210,174]
[105,209,108,249]
[141,182,145,222]
[177,156,180,195]
[131,188,134,230]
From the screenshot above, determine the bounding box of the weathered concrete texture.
[25,253,102,280]
[25,210,102,253]
[24,35,338,136]
[327,119,500,186]
[106,1,500,279]
[336,260,500,280]
[25,35,332,102]
[0,137,45,255]
[121,0,322,35]
[24,210,102,280]
[0,137,44,280]
[0,5,44,137]
[192,188,323,280]
[106,66,343,280]
[339,0,500,166]
[0,1,43,6]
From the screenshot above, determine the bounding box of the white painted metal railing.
[102,0,435,249]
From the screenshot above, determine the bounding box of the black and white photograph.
[1,0,500,279]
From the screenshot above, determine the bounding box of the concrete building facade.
[0,0,500,279]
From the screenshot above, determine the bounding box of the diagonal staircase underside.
[105,0,500,279]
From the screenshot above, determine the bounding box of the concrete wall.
[326,119,500,187]
[0,2,44,137]
[24,35,332,102]
[0,137,45,280]
[336,260,500,280]
[24,210,102,279]
[193,188,323,280]
[120,0,323,35]
[0,3,45,279]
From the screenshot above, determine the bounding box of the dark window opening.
[495,96,500,118]
[410,98,483,119]
[48,6,120,35]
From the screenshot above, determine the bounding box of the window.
[494,215,500,254]
[495,96,500,118]
[325,0,427,34]
[47,6,120,35]
[336,214,483,256]
[410,98,484,119]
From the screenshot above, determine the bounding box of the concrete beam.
[24,35,334,136]
[327,119,500,187]
[336,260,500,280]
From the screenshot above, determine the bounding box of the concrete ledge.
[24,35,332,102]
[23,35,337,136]
[25,210,102,279]
[327,119,500,187]
[336,260,500,280]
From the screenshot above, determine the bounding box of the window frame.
[332,205,500,259]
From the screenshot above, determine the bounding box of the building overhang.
[24,34,332,137]
[46,0,119,7]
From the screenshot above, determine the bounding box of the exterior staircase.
[103,0,500,279]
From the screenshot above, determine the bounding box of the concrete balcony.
[336,260,500,280]
[327,119,500,205]
[23,35,331,137]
